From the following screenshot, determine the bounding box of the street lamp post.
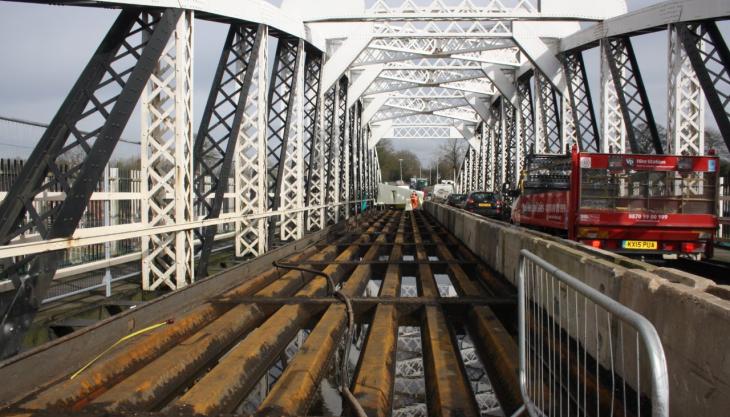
[398,159,403,182]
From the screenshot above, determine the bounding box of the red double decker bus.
[512,146,720,260]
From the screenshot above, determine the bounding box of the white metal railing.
[0,155,375,298]
[514,249,669,417]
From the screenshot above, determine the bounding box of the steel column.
[503,102,518,190]
[600,39,627,153]
[349,105,357,212]
[277,39,307,242]
[667,24,705,155]
[322,85,338,225]
[494,99,506,189]
[561,50,600,152]
[477,122,486,190]
[677,21,730,151]
[337,77,350,220]
[141,10,195,291]
[235,25,270,258]
[266,37,304,246]
[302,50,324,231]
[485,104,497,192]
[516,73,536,166]
[534,71,562,154]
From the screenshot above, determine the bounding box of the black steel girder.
[322,84,338,226]
[517,71,536,160]
[492,98,504,188]
[503,101,518,190]
[266,37,304,246]
[302,50,324,229]
[562,50,600,152]
[193,24,263,278]
[476,122,485,189]
[603,37,663,154]
[336,76,349,220]
[678,21,730,152]
[0,9,181,358]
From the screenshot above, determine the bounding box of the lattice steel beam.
[484,104,496,192]
[0,9,181,358]
[603,37,663,154]
[561,50,600,152]
[464,146,474,191]
[235,25,269,259]
[349,105,357,212]
[534,71,562,154]
[141,10,195,291]
[371,21,514,39]
[303,50,325,231]
[266,37,304,245]
[366,0,539,17]
[475,122,485,190]
[600,39,627,153]
[193,24,263,278]
[677,20,730,151]
[493,99,505,188]
[516,72,535,173]
[322,85,338,226]
[667,23,704,155]
[277,40,307,243]
[337,76,350,220]
[503,101,518,189]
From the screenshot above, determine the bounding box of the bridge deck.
[0,209,637,417]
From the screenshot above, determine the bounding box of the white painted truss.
[278,40,307,241]
[140,11,195,291]
[367,0,539,17]
[667,24,705,155]
[235,25,269,258]
[600,39,627,154]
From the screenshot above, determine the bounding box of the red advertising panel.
[512,190,570,230]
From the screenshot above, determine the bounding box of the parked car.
[446,193,467,208]
[463,191,506,219]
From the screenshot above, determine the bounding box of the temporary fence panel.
[515,249,669,417]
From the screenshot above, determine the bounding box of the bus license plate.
[479,203,492,208]
[622,240,657,250]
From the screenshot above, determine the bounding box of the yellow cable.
[69,319,173,380]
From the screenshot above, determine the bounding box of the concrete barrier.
[424,202,730,416]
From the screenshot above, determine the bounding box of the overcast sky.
[0,0,725,163]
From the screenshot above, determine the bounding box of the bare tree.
[436,138,467,181]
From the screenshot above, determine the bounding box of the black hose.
[272,261,368,417]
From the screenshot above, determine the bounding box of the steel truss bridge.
[0,0,728,393]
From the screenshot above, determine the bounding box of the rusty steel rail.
[1,209,544,417]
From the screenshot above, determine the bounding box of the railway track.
[0,209,525,417]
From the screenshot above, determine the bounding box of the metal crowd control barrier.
[513,249,669,417]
